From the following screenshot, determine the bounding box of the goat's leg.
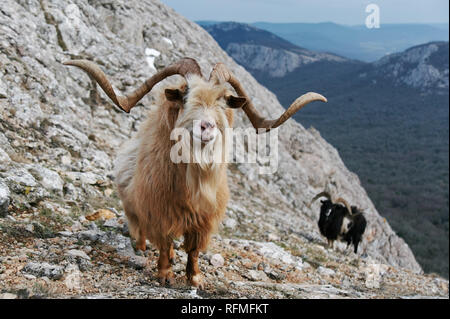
[169,243,176,265]
[184,232,206,289]
[136,228,147,252]
[327,239,334,249]
[186,249,204,289]
[123,208,147,252]
[157,239,175,286]
[353,239,360,254]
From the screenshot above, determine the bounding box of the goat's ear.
[165,103,181,130]
[165,88,184,102]
[225,95,247,109]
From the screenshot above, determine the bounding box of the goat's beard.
[176,127,229,170]
[180,128,229,212]
[186,164,219,212]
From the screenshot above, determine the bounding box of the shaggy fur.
[316,198,367,253]
[317,199,352,248]
[343,207,367,253]
[114,76,236,288]
[64,57,322,288]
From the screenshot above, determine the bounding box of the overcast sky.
[160,0,449,25]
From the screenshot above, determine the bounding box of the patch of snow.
[145,48,160,71]
[145,48,160,57]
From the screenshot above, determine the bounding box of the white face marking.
[341,216,352,234]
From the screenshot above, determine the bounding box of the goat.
[343,206,367,254]
[64,58,327,289]
[310,191,367,253]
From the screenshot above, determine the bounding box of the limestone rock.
[28,165,64,193]
[128,256,147,270]
[0,148,10,165]
[210,254,225,268]
[65,249,91,261]
[22,262,64,280]
[64,264,82,291]
[0,180,10,217]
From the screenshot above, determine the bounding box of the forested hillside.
[201,21,449,278]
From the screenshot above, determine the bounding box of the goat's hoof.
[188,274,205,290]
[136,243,146,252]
[157,270,175,287]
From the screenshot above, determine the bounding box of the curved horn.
[64,57,202,113]
[308,191,333,207]
[209,63,327,132]
[334,197,352,215]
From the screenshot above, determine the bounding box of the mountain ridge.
[198,20,449,62]
[202,22,348,78]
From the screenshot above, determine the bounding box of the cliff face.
[203,22,346,77]
[371,41,449,92]
[0,0,447,298]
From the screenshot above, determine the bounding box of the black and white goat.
[310,192,367,253]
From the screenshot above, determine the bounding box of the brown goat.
[64,58,326,289]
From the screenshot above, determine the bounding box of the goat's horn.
[308,191,332,207]
[64,57,202,113]
[209,63,327,132]
[334,197,352,215]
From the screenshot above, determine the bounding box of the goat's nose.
[200,120,215,131]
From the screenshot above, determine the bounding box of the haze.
[160,0,449,25]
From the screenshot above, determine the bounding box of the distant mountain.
[370,41,449,92]
[252,22,449,62]
[200,21,449,278]
[202,22,346,77]
[201,21,448,93]
[198,21,449,62]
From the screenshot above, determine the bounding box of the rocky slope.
[0,0,447,298]
[201,22,346,77]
